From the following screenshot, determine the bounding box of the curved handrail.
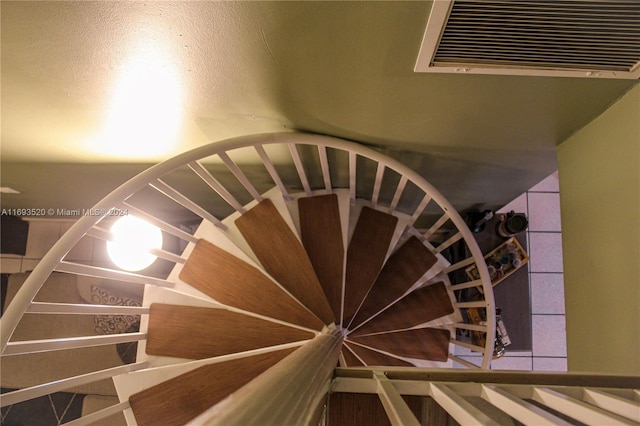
[0,132,494,368]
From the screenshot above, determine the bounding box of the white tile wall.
[528,192,562,232]
[532,315,567,357]
[490,355,533,371]
[529,173,560,193]
[531,273,565,315]
[528,233,564,273]
[533,357,568,371]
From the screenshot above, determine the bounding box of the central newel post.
[188,328,344,426]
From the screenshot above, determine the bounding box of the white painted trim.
[414,0,453,72]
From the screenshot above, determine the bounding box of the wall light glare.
[95,47,183,159]
[107,216,163,271]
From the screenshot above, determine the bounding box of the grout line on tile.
[527,191,560,194]
[528,231,563,235]
[532,356,568,358]
[530,313,568,316]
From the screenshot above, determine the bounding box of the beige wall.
[558,83,640,375]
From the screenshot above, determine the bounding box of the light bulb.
[107,216,163,271]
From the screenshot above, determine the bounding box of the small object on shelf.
[496,211,528,238]
[466,236,529,287]
[493,308,511,358]
[464,307,511,359]
[468,209,495,233]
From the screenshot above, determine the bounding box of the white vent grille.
[415,0,640,79]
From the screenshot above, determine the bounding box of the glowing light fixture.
[96,46,183,158]
[107,216,163,271]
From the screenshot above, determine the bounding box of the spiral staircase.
[2,133,638,425]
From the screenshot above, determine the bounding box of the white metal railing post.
[187,329,344,426]
[318,145,332,192]
[583,388,640,422]
[374,372,421,426]
[532,387,635,425]
[429,382,501,426]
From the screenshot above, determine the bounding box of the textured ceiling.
[1,1,638,213]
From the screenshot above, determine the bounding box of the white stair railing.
[0,132,495,423]
[332,368,640,426]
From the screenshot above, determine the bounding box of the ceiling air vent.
[415,0,640,79]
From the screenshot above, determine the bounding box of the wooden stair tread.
[343,206,398,325]
[298,194,344,321]
[179,239,324,331]
[341,346,364,367]
[235,199,335,325]
[344,342,413,367]
[146,304,314,359]
[349,236,438,330]
[349,328,451,362]
[352,282,453,336]
[129,347,295,426]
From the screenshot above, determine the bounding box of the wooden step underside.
[129,347,296,426]
[343,207,398,325]
[235,199,335,325]
[329,393,391,426]
[146,304,314,359]
[352,282,454,336]
[341,346,365,367]
[298,194,345,321]
[179,239,324,331]
[349,236,438,330]
[328,393,424,426]
[349,328,451,362]
[344,342,413,367]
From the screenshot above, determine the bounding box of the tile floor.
[454,171,567,371]
[2,173,567,373]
